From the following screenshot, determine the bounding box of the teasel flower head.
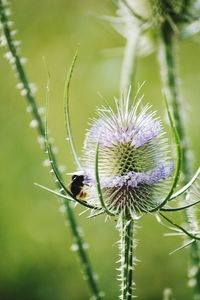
[111,0,200,55]
[38,53,200,251]
[120,0,200,29]
[81,91,173,216]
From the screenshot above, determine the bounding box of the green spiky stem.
[118,11,139,299]
[120,30,139,94]
[119,210,135,300]
[0,1,102,299]
[159,21,200,299]
[127,221,134,300]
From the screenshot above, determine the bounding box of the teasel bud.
[82,92,173,216]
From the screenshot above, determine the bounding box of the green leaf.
[44,75,95,210]
[159,212,200,241]
[150,94,182,212]
[169,239,195,255]
[64,49,82,170]
[160,200,200,212]
[170,167,200,201]
[95,142,115,216]
[34,182,74,202]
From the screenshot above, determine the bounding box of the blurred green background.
[0,0,200,299]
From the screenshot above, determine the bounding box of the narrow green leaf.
[34,182,74,202]
[170,167,200,201]
[161,200,200,212]
[95,142,115,216]
[64,49,82,170]
[150,94,182,212]
[44,78,95,210]
[159,213,200,241]
[169,239,195,255]
[155,214,181,233]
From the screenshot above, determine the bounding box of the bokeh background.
[1,0,200,299]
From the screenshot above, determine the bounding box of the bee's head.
[72,175,84,184]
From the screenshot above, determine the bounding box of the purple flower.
[82,95,174,214]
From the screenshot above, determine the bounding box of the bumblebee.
[70,175,87,200]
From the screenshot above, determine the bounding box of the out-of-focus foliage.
[0,0,200,299]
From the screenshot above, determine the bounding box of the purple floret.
[86,113,162,149]
[133,120,162,148]
[100,163,174,189]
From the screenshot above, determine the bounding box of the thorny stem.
[0,1,102,299]
[119,210,135,300]
[159,22,190,178]
[127,221,134,299]
[120,30,139,94]
[159,21,200,298]
[118,9,140,299]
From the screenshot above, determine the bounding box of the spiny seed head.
[82,93,173,215]
[123,0,200,28]
[115,0,200,59]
